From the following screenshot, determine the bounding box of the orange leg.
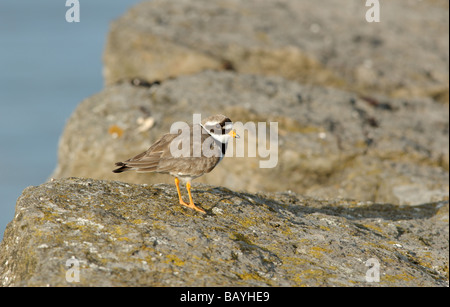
[174,178,205,213]
[174,177,184,204]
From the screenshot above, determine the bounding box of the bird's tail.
[112,162,131,173]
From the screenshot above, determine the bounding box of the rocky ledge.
[1,177,448,286]
[1,0,448,288]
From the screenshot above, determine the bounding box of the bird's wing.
[117,133,178,172]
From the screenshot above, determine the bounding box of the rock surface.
[51,71,449,205]
[1,177,448,286]
[53,0,449,205]
[104,0,449,103]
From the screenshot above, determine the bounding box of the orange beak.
[228,129,239,138]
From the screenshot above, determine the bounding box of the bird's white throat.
[200,123,233,144]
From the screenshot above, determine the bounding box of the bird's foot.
[179,200,206,214]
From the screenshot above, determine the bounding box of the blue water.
[0,0,144,238]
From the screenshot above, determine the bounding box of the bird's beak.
[228,129,239,138]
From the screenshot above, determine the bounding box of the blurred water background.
[0,0,143,237]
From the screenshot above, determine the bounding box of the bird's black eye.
[210,129,214,133]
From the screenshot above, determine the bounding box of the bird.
[113,114,238,213]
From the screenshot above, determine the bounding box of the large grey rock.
[1,177,448,286]
[51,71,449,205]
[104,0,449,103]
